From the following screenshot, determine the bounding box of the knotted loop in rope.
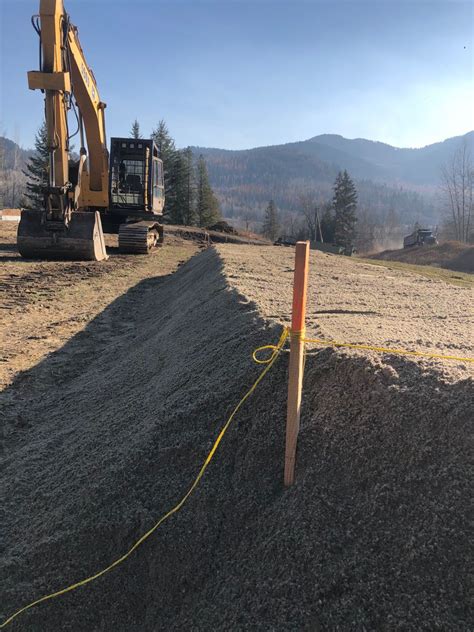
[252,326,290,364]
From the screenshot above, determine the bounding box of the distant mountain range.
[2,131,472,225]
[191,131,474,224]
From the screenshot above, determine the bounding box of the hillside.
[192,131,473,223]
[2,131,472,227]
[0,137,34,170]
[0,137,33,209]
[370,241,474,274]
[305,132,474,185]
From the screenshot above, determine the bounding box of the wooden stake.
[284,241,309,487]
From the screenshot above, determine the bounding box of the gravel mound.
[1,247,472,631]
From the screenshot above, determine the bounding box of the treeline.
[440,139,473,243]
[198,145,438,227]
[4,119,221,228]
[260,169,424,253]
[221,179,435,227]
[262,170,358,248]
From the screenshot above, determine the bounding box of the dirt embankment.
[370,241,474,273]
[166,223,270,246]
[0,222,201,390]
[1,240,473,631]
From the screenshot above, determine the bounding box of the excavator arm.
[64,18,109,206]
[18,0,108,260]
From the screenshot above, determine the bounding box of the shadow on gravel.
[1,247,472,631]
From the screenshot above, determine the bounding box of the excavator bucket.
[17,210,108,261]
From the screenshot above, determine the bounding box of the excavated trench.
[1,247,472,631]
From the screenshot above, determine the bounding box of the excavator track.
[118,221,164,254]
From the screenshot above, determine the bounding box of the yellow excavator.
[18,0,165,260]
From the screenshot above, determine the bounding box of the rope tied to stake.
[2,323,471,628]
[252,326,291,364]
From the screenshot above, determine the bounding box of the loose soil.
[1,231,473,631]
[167,223,270,246]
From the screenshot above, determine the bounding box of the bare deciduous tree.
[355,207,377,253]
[298,192,323,241]
[279,211,303,239]
[441,140,473,243]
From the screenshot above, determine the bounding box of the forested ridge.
[191,132,474,225]
[2,131,473,232]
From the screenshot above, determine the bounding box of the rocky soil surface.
[1,234,472,631]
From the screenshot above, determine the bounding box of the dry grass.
[369,241,474,274]
[354,256,473,288]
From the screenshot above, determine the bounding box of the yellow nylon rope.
[303,337,474,363]
[1,327,290,629]
[2,325,471,628]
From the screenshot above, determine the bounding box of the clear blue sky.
[0,0,472,150]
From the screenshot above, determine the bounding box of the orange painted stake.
[284,241,310,487]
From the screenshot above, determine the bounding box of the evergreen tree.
[181,147,195,225]
[167,151,187,224]
[196,155,220,227]
[151,120,177,220]
[150,122,217,227]
[332,170,357,247]
[262,199,280,241]
[23,122,49,209]
[167,152,183,224]
[130,119,142,139]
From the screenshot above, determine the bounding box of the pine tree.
[332,170,357,247]
[23,122,49,209]
[151,120,177,220]
[130,119,141,139]
[196,155,220,227]
[167,151,187,224]
[181,147,195,225]
[262,199,280,241]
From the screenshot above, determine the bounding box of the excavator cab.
[109,138,164,217]
[107,138,165,254]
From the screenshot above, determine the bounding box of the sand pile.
[2,246,472,631]
[371,241,474,273]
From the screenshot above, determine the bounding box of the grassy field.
[355,256,474,288]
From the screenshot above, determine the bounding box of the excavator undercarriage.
[118,221,164,254]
